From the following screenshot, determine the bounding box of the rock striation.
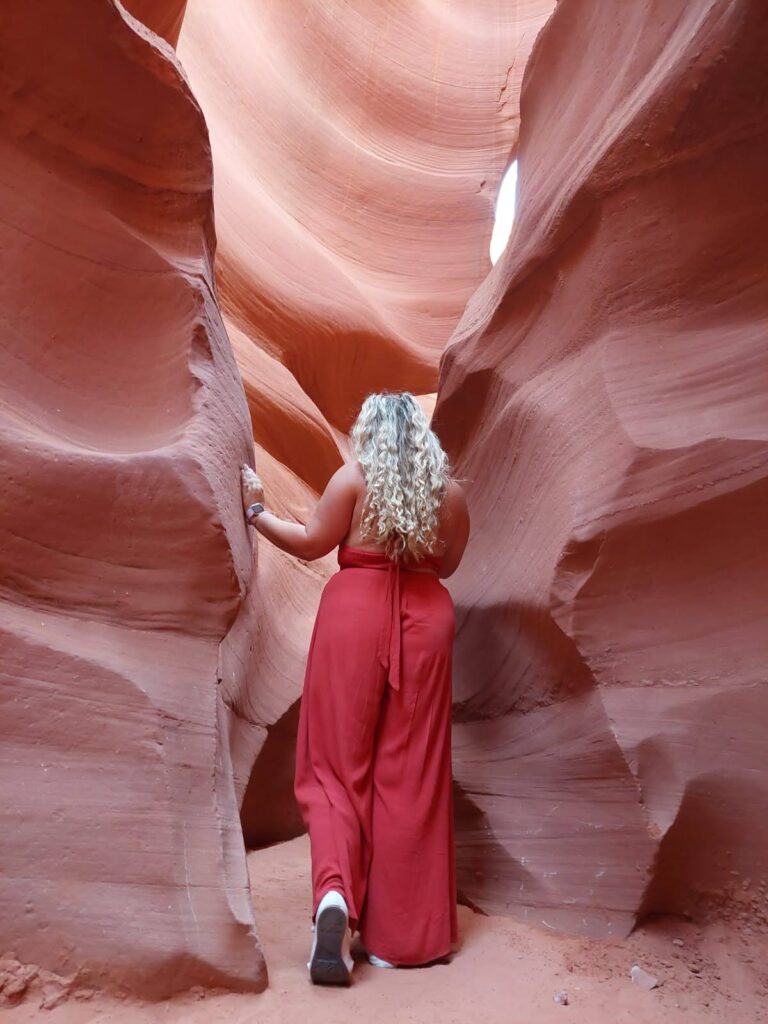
[2,0,556,994]
[10,0,764,990]
[177,0,554,430]
[0,0,264,996]
[435,0,768,936]
[174,0,555,848]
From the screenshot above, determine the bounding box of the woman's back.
[342,461,469,578]
[343,392,469,578]
[241,391,468,578]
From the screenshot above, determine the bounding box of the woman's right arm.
[242,462,359,561]
[439,481,470,579]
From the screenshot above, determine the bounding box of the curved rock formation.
[2,0,558,995]
[123,0,187,45]
[174,0,555,848]
[14,0,762,992]
[177,0,554,430]
[0,0,264,996]
[435,0,768,936]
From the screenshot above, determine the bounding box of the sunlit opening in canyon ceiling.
[490,160,518,265]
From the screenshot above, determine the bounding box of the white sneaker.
[307,890,354,986]
[368,952,395,969]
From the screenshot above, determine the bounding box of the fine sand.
[6,834,768,1024]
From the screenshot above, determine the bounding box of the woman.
[240,392,469,985]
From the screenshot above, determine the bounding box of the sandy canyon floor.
[6,834,768,1024]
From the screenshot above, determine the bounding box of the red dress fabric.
[294,544,458,965]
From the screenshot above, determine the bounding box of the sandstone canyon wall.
[435,0,768,937]
[174,0,555,845]
[178,0,556,428]
[0,1,265,997]
[5,0,765,997]
[1,0,558,997]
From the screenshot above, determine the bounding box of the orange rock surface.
[177,0,554,429]
[1,0,556,996]
[175,0,555,850]
[0,0,264,996]
[434,0,768,937]
[8,0,765,1000]
[122,0,187,45]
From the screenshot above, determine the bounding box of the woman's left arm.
[241,462,359,561]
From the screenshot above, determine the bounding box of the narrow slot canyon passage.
[1,0,767,1021]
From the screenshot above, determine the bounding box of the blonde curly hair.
[351,392,449,560]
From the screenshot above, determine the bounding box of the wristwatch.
[246,502,266,525]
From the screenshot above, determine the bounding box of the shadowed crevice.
[241,699,305,849]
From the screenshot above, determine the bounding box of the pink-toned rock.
[173,1,555,849]
[123,0,188,46]
[435,0,768,936]
[3,1,558,990]
[177,0,555,430]
[0,0,263,995]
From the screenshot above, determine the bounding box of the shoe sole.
[309,906,351,986]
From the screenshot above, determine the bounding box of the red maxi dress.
[294,544,458,966]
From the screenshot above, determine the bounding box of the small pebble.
[631,964,660,990]
[672,938,684,947]
[553,990,569,1006]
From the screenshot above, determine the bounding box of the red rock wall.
[178,0,555,430]
[12,0,761,989]
[175,0,556,846]
[0,1,264,996]
[434,0,768,936]
[123,0,188,45]
[1,0,558,994]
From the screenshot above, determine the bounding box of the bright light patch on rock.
[490,160,518,265]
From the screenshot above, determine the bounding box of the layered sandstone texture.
[177,0,555,432]
[0,1,265,996]
[435,0,768,937]
[174,0,555,843]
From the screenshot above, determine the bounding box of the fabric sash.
[337,544,441,690]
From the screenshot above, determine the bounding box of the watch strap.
[246,502,266,524]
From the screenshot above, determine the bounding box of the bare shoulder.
[325,459,365,496]
[346,459,367,483]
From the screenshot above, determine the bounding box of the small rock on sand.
[630,965,660,990]
[553,990,569,1006]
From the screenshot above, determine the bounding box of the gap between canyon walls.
[5,0,766,1001]
[1,0,265,997]
[174,0,767,948]
[171,0,558,924]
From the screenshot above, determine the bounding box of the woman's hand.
[241,464,265,511]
